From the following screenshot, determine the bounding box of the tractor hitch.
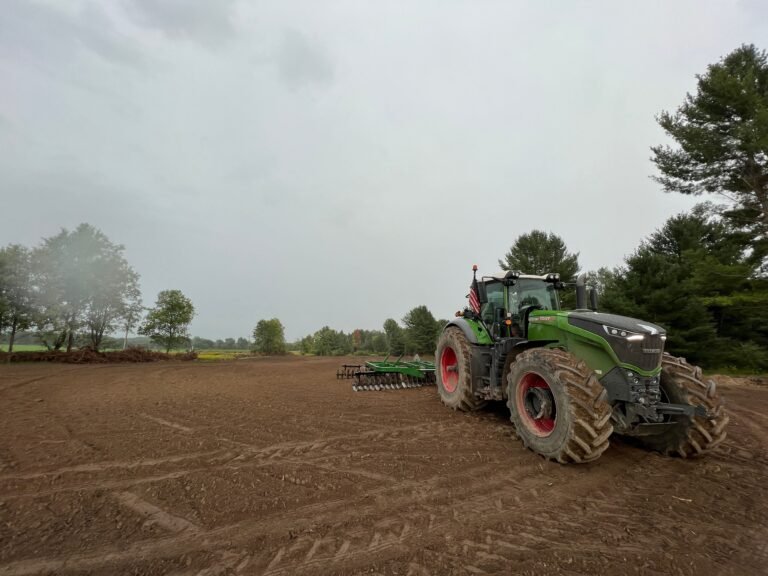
[655,402,714,420]
[634,401,715,422]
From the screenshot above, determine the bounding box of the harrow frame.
[337,355,436,391]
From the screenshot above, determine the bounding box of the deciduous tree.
[252,318,287,355]
[32,224,142,351]
[139,290,195,353]
[312,326,337,356]
[0,245,33,355]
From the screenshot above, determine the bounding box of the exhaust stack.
[576,273,587,310]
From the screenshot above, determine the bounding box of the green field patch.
[0,344,48,352]
[195,349,254,362]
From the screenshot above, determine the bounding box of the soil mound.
[0,347,197,363]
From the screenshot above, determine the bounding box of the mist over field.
[2,1,767,340]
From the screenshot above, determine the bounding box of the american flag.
[469,275,481,315]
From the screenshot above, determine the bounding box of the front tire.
[506,348,613,463]
[435,327,486,411]
[637,354,728,457]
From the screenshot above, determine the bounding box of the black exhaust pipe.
[576,273,587,310]
[588,288,598,311]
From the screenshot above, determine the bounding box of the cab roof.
[481,273,549,282]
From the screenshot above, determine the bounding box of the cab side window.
[481,282,504,324]
[508,289,519,316]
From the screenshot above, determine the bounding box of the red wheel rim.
[517,372,556,437]
[440,346,459,393]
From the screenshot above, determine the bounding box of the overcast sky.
[1,1,766,340]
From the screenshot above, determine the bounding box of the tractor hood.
[567,311,666,337]
[567,311,666,372]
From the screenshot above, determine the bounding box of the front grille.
[568,316,666,372]
[614,334,664,371]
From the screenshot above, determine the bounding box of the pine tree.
[499,230,580,280]
[652,44,768,270]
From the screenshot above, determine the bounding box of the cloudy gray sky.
[1,0,766,340]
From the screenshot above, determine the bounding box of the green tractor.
[435,266,728,463]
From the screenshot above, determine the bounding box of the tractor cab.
[479,273,562,340]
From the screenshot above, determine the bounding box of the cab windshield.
[510,278,560,313]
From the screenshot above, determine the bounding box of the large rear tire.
[435,327,486,411]
[506,348,613,464]
[637,354,728,457]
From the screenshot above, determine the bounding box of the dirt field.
[0,357,766,576]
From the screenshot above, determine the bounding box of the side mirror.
[494,307,506,322]
[588,288,598,311]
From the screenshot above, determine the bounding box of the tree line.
[0,224,198,354]
[191,336,251,350]
[250,307,449,357]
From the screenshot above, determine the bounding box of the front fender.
[445,317,493,345]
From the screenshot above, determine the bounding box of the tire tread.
[507,348,613,464]
[641,354,728,458]
[436,327,487,412]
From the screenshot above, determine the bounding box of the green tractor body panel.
[528,310,663,378]
[446,316,494,345]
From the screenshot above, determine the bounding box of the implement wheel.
[435,327,486,411]
[507,348,613,464]
[637,354,728,457]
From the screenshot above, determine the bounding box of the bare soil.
[0,356,766,575]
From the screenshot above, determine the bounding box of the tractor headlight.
[603,325,645,341]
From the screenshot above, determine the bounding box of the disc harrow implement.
[336,356,436,392]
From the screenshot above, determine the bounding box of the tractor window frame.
[480,280,505,325]
[510,279,560,316]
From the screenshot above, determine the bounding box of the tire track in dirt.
[0,450,230,482]
[249,467,583,576]
[1,469,210,501]
[277,457,396,482]
[0,419,440,485]
[0,452,390,501]
[0,365,125,392]
[733,405,768,423]
[138,413,195,433]
[114,491,202,534]
[0,419,472,499]
[450,485,768,576]
[3,430,604,575]
[0,369,81,392]
[253,441,763,576]
[0,459,533,575]
[435,440,767,576]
